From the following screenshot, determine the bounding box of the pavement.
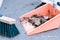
[0,0,60,40]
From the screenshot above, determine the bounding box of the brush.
[0,16,19,38]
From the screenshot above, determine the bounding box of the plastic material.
[20,4,60,35]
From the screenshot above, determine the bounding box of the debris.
[21,14,50,28]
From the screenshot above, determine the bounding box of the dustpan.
[19,4,60,35]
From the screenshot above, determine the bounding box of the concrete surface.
[0,0,60,40]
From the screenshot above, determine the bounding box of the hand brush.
[0,16,19,38]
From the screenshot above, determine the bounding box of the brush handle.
[0,16,16,24]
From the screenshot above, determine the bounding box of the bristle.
[6,24,19,37]
[0,22,19,38]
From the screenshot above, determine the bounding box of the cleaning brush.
[0,16,19,38]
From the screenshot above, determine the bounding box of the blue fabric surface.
[0,0,60,40]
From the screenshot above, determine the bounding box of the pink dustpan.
[19,4,60,35]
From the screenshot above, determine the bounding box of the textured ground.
[0,0,60,40]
